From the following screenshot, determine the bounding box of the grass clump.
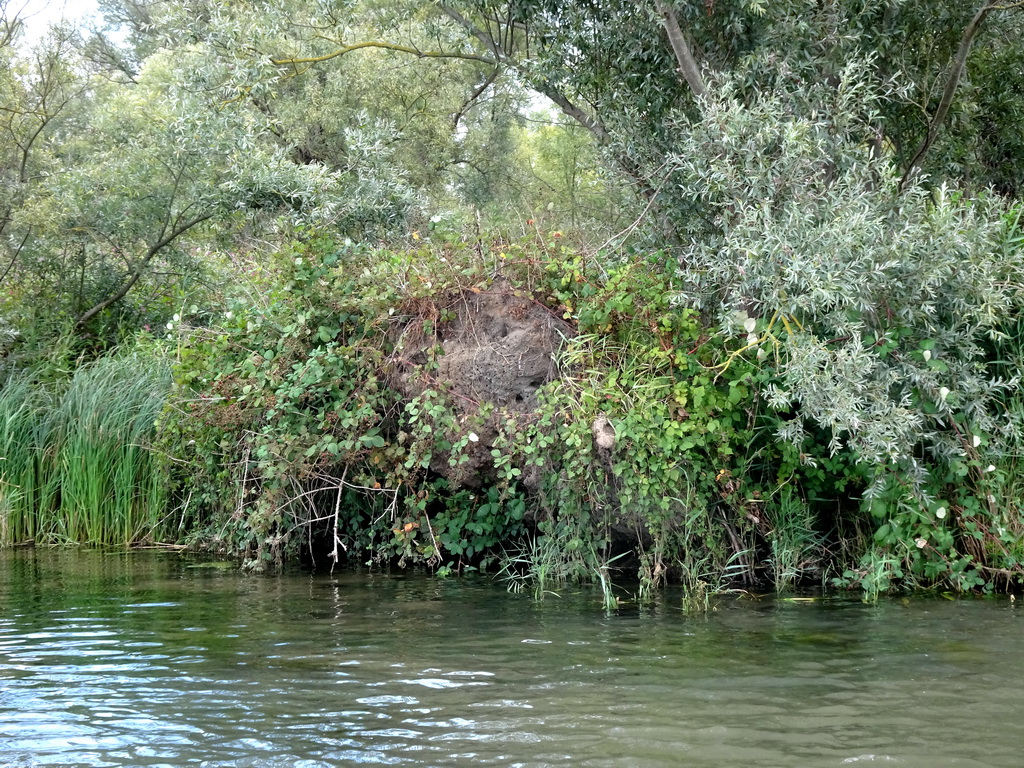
[0,353,172,546]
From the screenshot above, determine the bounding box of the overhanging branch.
[437,2,609,144]
[75,212,214,328]
[452,67,499,130]
[271,41,494,68]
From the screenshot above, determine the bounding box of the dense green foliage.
[157,233,761,588]
[3,0,1024,602]
[449,0,1024,197]
[153,221,1024,599]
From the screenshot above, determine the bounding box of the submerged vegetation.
[3,1,1024,603]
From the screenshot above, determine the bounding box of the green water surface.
[1,549,1022,767]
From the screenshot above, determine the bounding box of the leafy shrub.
[160,234,530,570]
[158,212,1024,598]
[662,70,1024,594]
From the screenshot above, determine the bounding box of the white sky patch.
[12,0,101,44]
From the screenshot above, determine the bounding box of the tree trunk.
[654,0,706,99]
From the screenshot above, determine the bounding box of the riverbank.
[3,229,1024,601]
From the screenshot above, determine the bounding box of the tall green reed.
[0,353,172,546]
[0,375,57,543]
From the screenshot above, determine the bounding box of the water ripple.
[2,551,1022,767]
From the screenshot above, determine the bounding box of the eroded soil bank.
[391,279,575,489]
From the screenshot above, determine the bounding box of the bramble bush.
[493,250,784,605]
[157,193,1024,599]
[159,234,535,571]
[157,230,772,587]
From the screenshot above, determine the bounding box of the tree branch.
[0,5,23,48]
[900,1,1024,188]
[452,67,499,131]
[439,2,501,59]
[75,212,213,328]
[0,228,30,286]
[532,82,610,143]
[654,0,706,98]
[271,40,494,68]
[438,2,609,144]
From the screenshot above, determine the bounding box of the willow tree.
[117,1,1024,223]
[438,0,1024,591]
[90,0,537,208]
[436,1,1024,195]
[1,4,415,348]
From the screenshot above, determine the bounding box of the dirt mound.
[392,279,574,487]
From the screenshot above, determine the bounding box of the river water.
[1,549,1021,767]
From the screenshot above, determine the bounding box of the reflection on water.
[1,549,1021,767]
